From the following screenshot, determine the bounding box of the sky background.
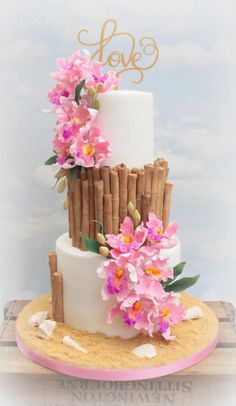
[0,0,236,322]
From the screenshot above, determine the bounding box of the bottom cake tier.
[55,233,181,339]
[15,292,219,380]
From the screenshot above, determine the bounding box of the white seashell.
[183,306,204,320]
[37,320,56,340]
[62,335,87,353]
[28,311,49,327]
[132,344,157,359]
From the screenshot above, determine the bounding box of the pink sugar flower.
[70,124,111,168]
[140,213,179,255]
[85,71,119,93]
[147,213,178,242]
[97,254,138,302]
[157,294,185,340]
[107,294,158,336]
[134,255,172,298]
[106,216,148,258]
[55,98,91,132]
[143,255,174,282]
[48,84,70,106]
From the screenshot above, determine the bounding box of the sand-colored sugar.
[16,293,219,370]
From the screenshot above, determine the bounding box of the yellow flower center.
[114,268,124,286]
[145,267,162,277]
[82,144,95,157]
[116,268,124,278]
[121,235,133,244]
[155,227,164,235]
[70,118,83,126]
[160,308,171,321]
[133,301,142,311]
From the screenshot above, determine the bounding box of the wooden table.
[0,299,236,405]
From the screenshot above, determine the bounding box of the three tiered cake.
[15,50,219,379]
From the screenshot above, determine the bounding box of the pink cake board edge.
[15,323,219,381]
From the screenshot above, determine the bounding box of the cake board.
[15,293,219,381]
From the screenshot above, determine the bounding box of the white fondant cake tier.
[96,90,154,167]
[56,233,181,339]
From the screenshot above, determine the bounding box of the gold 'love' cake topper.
[77,19,159,84]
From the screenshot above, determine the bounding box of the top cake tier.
[96,90,154,167]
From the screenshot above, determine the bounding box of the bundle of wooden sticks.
[67,157,173,250]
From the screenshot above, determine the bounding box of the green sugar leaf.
[45,155,57,165]
[69,166,80,182]
[173,261,186,280]
[75,80,86,105]
[80,233,100,254]
[164,275,200,293]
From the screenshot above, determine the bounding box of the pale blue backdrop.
[0,0,236,322]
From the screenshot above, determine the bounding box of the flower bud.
[96,233,106,245]
[92,99,100,110]
[97,83,104,93]
[57,178,67,193]
[63,196,69,210]
[54,168,68,179]
[133,209,141,226]
[127,201,135,215]
[87,86,96,96]
[99,246,110,257]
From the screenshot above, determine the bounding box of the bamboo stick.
[104,194,113,234]
[150,165,159,215]
[156,166,165,220]
[128,173,137,207]
[110,170,119,234]
[94,180,104,234]
[93,167,101,181]
[141,194,151,224]
[101,166,111,194]
[117,164,128,222]
[52,272,64,322]
[144,164,153,195]
[74,179,82,248]
[67,176,72,238]
[87,168,95,240]
[48,252,57,281]
[162,181,173,229]
[155,158,169,181]
[80,179,90,250]
[137,171,145,214]
[68,179,76,246]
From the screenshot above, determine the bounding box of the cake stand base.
[15,293,219,381]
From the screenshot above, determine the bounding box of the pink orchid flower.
[140,213,179,255]
[70,124,111,168]
[48,83,70,106]
[147,212,178,242]
[97,253,139,302]
[106,216,148,258]
[157,294,185,340]
[135,255,173,298]
[85,71,119,93]
[108,294,159,337]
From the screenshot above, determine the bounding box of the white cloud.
[0,38,48,61]
[32,165,58,188]
[160,41,211,68]
[159,37,236,69]
[159,153,204,178]
[158,121,236,163]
